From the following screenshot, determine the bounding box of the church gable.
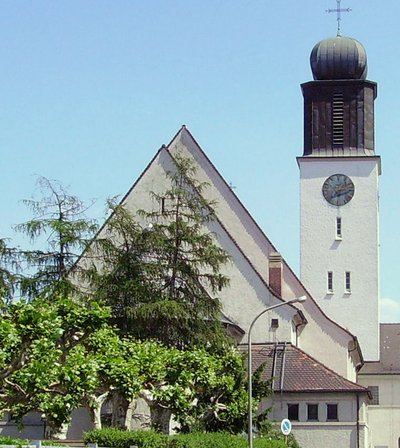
[91,124,361,380]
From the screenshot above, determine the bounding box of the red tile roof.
[250,343,368,394]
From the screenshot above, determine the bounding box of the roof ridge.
[166,126,361,345]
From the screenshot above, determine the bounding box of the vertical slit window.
[345,271,351,293]
[336,217,342,239]
[332,93,344,146]
[327,271,333,293]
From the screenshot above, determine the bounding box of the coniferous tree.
[14,177,98,299]
[93,153,231,350]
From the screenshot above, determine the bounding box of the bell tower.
[298,35,381,361]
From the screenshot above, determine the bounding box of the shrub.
[83,428,168,448]
[168,432,246,448]
[84,429,291,448]
[0,436,29,447]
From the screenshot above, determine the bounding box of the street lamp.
[247,296,306,448]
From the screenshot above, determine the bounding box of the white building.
[2,31,399,448]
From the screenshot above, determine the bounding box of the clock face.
[322,174,355,206]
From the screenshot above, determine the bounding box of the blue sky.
[1,1,400,321]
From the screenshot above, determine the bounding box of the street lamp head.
[294,295,307,303]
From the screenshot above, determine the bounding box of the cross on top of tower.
[326,0,352,36]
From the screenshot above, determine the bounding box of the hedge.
[83,428,288,448]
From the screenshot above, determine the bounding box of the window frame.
[368,386,379,405]
[326,403,338,421]
[307,403,319,421]
[345,271,351,293]
[336,217,342,239]
[327,271,334,294]
[287,403,299,421]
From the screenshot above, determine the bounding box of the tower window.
[345,271,351,293]
[336,217,342,239]
[327,271,333,293]
[332,93,344,146]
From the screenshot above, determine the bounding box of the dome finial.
[326,0,352,36]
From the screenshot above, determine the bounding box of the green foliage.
[258,420,301,448]
[14,176,98,299]
[92,153,231,350]
[0,295,110,428]
[0,239,20,304]
[84,429,290,448]
[0,435,29,447]
[84,428,169,448]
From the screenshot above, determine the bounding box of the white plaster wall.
[168,129,359,378]
[358,374,400,447]
[93,129,360,380]
[366,405,400,448]
[299,157,380,361]
[118,148,299,344]
[263,392,369,448]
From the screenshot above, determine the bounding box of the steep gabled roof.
[166,126,361,344]
[251,343,368,394]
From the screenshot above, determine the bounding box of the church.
[1,29,399,448]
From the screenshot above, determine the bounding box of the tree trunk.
[48,422,68,440]
[123,398,137,430]
[150,405,172,434]
[111,393,129,428]
[84,391,110,430]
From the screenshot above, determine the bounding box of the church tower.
[298,36,381,361]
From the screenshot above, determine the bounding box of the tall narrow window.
[336,217,342,239]
[332,93,344,146]
[345,271,351,293]
[326,403,338,421]
[288,403,299,421]
[368,386,379,405]
[307,404,319,421]
[327,271,333,293]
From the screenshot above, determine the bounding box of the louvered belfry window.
[332,93,344,146]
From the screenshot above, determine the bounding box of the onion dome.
[310,36,368,80]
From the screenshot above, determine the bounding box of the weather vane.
[326,0,351,36]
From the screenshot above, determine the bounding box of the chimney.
[269,252,283,296]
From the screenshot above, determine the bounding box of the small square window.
[271,318,279,329]
[327,403,338,421]
[307,403,318,421]
[288,403,299,421]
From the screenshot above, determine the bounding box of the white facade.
[263,392,369,448]
[359,373,400,448]
[298,156,381,361]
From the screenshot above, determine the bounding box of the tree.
[0,239,19,304]
[93,153,231,350]
[0,295,110,437]
[0,177,106,437]
[14,176,98,299]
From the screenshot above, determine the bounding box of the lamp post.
[247,296,306,448]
